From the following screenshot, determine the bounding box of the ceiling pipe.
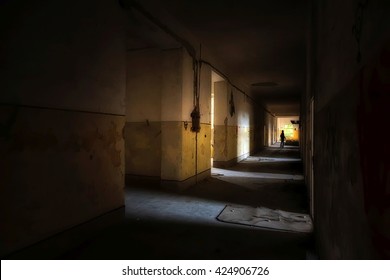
[120,0,196,58]
[200,60,276,117]
[120,0,275,118]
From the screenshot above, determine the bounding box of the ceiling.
[128,0,308,116]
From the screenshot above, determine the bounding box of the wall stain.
[3,110,124,171]
[200,143,205,155]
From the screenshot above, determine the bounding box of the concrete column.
[160,48,186,181]
[125,49,162,178]
[125,48,211,186]
[161,49,212,185]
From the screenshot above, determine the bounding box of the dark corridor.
[1,0,389,261]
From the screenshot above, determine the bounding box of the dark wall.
[0,0,127,256]
[252,106,265,153]
[312,0,390,259]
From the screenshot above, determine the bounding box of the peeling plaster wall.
[124,121,161,177]
[160,122,183,180]
[236,92,251,156]
[312,0,390,259]
[0,108,125,256]
[213,81,252,167]
[0,0,126,256]
[214,81,228,163]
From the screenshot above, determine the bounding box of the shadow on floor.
[5,146,314,260]
[61,217,312,260]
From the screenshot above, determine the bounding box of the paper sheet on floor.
[217,205,313,233]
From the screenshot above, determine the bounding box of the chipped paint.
[0,105,125,256]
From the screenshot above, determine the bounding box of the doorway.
[309,97,315,218]
[210,71,225,167]
[277,116,300,146]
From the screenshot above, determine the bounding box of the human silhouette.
[280,130,285,148]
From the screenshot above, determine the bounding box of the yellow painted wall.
[196,124,212,173]
[214,123,241,162]
[213,80,252,165]
[213,122,227,161]
[161,121,211,182]
[179,51,211,181]
[124,122,161,176]
[227,125,238,161]
[181,121,196,180]
[160,121,182,180]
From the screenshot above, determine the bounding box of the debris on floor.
[217,204,313,233]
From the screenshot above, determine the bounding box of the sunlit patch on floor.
[243,156,301,163]
[212,168,304,181]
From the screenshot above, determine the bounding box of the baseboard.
[125,174,161,188]
[3,206,125,259]
[213,152,250,168]
[126,169,211,191]
[160,169,211,191]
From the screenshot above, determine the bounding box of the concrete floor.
[7,145,314,260]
